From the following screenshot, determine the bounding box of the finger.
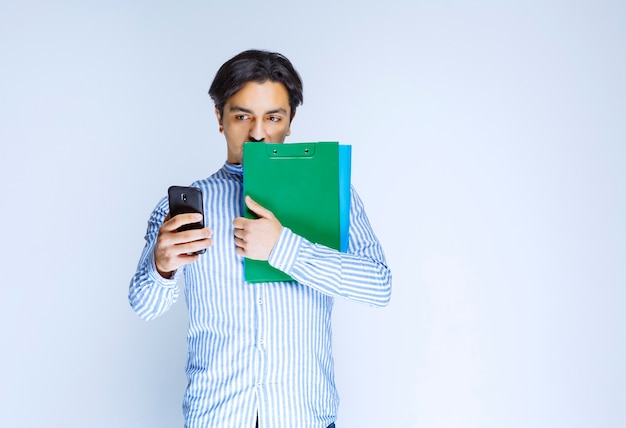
[232,216,250,230]
[174,227,213,244]
[164,213,204,232]
[158,235,212,264]
[157,228,212,256]
[233,228,246,240]
[244,196,274,220]
[178,236,213,254]
[233,236,245,249]
[232,217,243,229]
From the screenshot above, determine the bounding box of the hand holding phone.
[154,186,211,278]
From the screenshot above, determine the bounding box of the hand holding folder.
[243,142,351,283]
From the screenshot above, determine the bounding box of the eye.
[235,114,249,121]
[268,116,281,123]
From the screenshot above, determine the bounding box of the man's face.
[216,80,293,165]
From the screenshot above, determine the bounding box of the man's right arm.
[128,197,212,321]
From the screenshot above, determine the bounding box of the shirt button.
[259,339,265,345]
[258,299,263,305]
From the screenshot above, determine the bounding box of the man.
[129,49,392,428]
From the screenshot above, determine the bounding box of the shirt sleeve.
[128,196,182,321]
[267,187,392,307]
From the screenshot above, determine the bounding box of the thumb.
[245,195,274,219]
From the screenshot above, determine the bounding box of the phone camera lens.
[182,194,188,202]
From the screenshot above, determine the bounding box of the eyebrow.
[228,105,288,115]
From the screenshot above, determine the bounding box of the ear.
[215,107,224,133]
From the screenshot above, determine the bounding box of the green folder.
[243,141,351,283]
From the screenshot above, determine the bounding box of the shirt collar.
[223,162,243,176]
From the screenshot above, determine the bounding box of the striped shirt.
[129,162,391,427]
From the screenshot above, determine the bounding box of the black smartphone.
[167,185,206,254]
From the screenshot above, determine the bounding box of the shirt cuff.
[268,227,304,275]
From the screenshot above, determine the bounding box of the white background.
[1,1,624,427]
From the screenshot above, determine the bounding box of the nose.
[248,121,266,142]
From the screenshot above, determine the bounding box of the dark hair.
[209,49,303,120]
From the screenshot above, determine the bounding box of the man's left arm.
[233,189,392,306]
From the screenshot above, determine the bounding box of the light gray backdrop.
[1,1,624,427]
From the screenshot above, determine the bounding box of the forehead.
[225,81,290,113]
